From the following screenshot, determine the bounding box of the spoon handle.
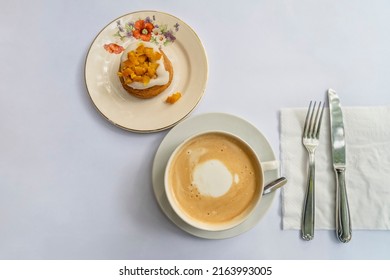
[263,177,287,195]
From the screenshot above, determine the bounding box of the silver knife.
[328,89,352,243]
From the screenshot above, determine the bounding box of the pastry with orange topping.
[117,42,173,99]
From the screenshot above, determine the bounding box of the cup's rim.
[164,130,265,232]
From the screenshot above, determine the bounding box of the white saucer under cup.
[152,112,279,239]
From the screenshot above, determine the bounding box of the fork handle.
[335,167,352,243]
[301,153,315,241]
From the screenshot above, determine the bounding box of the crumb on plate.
[166,92,182,104]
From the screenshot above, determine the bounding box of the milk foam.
[120,42,169,89]
[192,159,233,197]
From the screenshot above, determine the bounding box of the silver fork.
[301,101,325,241]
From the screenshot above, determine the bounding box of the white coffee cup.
[164,130,278,231]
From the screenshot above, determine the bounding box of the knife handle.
[301,154,315,240]
[335,167,352,243]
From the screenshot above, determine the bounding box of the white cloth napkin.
[281,106,390,230]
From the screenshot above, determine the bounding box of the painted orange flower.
[132,19,154,41]
[104,43,124,54]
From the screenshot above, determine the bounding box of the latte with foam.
[165,131,263,230]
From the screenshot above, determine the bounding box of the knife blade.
[328,89,352,243]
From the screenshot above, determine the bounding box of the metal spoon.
[263,177,287,195]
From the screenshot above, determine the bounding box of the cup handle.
[261,160,279,171]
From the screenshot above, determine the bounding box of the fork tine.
[303,101,313,137]
[312,101,321,137]
[314,102,325,138]
[308,101,317,138]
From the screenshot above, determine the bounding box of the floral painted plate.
[85,11,208,132]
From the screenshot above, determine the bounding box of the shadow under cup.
[164,131,278,231]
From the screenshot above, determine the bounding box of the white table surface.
[1,0,389,260]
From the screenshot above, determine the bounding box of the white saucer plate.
[152,112,279,239]
[85,11,208,132]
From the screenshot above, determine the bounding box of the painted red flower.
[104,43,124,54]
[132,19,154,41]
